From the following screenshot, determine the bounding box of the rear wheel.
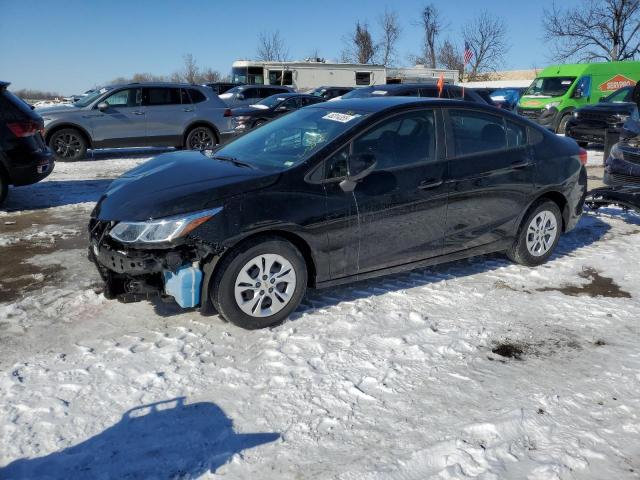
[211,237,307,329]
[186,126,216,151]
[0,169,8,205]
[48,128,87,162]
[507,200,562,267]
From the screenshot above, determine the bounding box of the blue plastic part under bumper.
[163,264,203,308]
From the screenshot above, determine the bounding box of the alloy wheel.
[234,253,297,318]
[526,210,558,257]
[188,128,215,150]
[53,132,82,159]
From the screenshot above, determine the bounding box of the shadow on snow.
[0,397,279,479]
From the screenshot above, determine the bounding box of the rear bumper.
[5,150,55,186]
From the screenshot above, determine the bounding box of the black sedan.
[89,97,587,329]
[0,81,54,205]
[230,93,325,133]
[566,85,640,147]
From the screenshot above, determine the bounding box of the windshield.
[74,87,111,107]
[214,107,369,170]
[604,87,633,103]
[256,94,288,108]
[224,86,244,95]
[524,77,576,97]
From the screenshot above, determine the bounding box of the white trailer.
[231,60,387,91]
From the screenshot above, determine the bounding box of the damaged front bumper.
[88,219,223,309]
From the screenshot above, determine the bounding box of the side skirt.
[314,238,514,289]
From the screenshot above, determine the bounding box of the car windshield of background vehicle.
[74,87,112,107]
[214,108,369,170]
[256,95,288,108]
[341,88,375,99]
[604,87,633,103]
[490,88,518,103]
[524,77,576,97]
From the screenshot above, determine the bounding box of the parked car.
[338,83,488,103]
[39,82,235,162]
[230,93,325,133]
[470,88,498,107]
[490,87,526,111]
[307,86,354,100]
[89,97,587,329]
[0,81,54,204]
[604,111,640,186]
[218,85,295,108]
[566,85,640,147]
[205,82,243,95]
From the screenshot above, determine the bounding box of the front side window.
[280,97,300,110]
[572,76,591,99]
[449,109,507,156]
[103,88,139,108]
[353,110,436,170]
[356,72,371,86]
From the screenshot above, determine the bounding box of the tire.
[186,126,217,151]
[0,169,8,205]
[557,114,571,135]
[48,128,87,162]
[507,200,562,267]
[211,236,308,329]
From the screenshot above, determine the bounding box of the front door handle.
[418,179,444,190]
[132,111,145,116]
[183,108,194,112]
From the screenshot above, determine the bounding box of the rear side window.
[143,88,181,106]
[180,88,192,104]
[506,120,527,147]
[242,88,259,98]
[188,88,206,103]
[449,109,507,156]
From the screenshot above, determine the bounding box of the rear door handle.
[132,111,145,116]
[418,179,444,190]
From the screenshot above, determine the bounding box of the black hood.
[94,151,279,221]
[231,105,272,117]
[576,102,637,115]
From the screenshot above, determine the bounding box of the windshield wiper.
[213,155,254,169]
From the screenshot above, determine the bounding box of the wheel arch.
[45,123,93,149]
[184,121,221,146]
[520,190,569,233]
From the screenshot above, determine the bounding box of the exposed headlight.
[109,207,222,244]
[545,101,560,109]
[613,113,630,123]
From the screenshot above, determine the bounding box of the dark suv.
[0,81,54,205]
[89,97,586,329]
[339,83,488,103]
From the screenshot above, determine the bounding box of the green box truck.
[517,61,640,133]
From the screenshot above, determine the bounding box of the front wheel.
[48,128,87,162]
[211,237,308,329]
[507,200,562,266]
[186,126,216,151]
[557,114,571,135]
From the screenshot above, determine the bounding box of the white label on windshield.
[322,112,361,123]
[371,90,388,95]
[561,80,572,85]
[99,88,109,94]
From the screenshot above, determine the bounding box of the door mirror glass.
[97,101,109,111]
[339,153,377,192]
[236,93,245,100]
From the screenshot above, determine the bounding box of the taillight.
[578,148,588,166]
[223,108,232,117]
[7,121,42,137]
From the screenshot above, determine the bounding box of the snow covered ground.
[1,147,639,479]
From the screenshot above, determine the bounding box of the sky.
[0,0,581,95]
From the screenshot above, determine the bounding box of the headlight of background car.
[545,101,560,110]
[109,207,222,244]
[613,113,630,123]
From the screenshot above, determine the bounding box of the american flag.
[463,42,473,65]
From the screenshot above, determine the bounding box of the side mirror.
[275,105,290,112]
[236,93,245,101]
[97,102,109,111]
[339,153,377,192]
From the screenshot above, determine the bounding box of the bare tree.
[415,4,444,68]
[462,11,508,80]
[170,71,184,83]
[201,68,221,82]
[182,54,199,84]
[256,31,290,62]
[543,0,640,61]
[377,8,402,66]
[437,39,464,76]
[342,22,377,64]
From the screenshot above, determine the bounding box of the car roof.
[308,96,471,112]
[107,82,207,89]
